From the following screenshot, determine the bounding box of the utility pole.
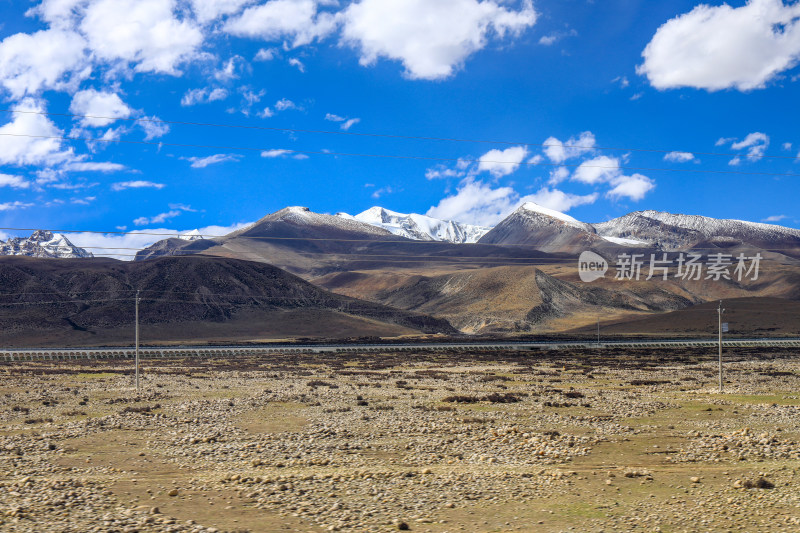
[718,300,725,393]
[135,290,140,393]
[597,318,600,347]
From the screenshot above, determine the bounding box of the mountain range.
[3,203,799,342]
[0,230,92,259]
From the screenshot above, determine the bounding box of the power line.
[3,131,800,179]
[2,107,797,161]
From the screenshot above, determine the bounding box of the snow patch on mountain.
[341,207,492,243]
[0,230,93,258]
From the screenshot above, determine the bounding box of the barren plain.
[2,347,800,532]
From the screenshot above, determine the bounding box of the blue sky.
[1,0,800,254]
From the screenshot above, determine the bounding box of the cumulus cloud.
[543,131,596,163]
[183,153,241,168]
[341,0,536,80]
[639,0,800,91]
[80,0,204,74]
[730,132,770,161]
[261,148,308,159]
[606,173,655,202]
[181,87,229,106]
[0,99,74,167]
[663,151,695,162]
[111,180,165,191]
[134,210,181,225]
[139,115,170,140]
[426,178,518,226]
[763,214,788,222]
[224,0,338,47]
[0,29,88,98]
[190,0,255,23]
[69,89,132,127]
[254,47,278,61]
[0,174,30,189]
[274,98,298,111]
[477,146,528,178]
[572,155,620,185]
[519,187,597,212]
[288,57,305,72]
[719,132,770,165]
[0,201,33,211]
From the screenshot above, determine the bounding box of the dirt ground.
[1,347,800,532]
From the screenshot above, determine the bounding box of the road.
[2,338,800,361]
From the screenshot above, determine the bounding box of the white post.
[597,318,600,347]
[135,290,140,393]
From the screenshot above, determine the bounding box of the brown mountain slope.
[567,297,800,337]
[315,258,800,334]
[0,255,456,347]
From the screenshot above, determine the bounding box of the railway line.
[2,338,800,361]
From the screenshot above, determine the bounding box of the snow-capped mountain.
[479,203,800,252]
[594,211,800,250]
[0,230,93,258]
[478,202,607,252]
[338,207,492,243]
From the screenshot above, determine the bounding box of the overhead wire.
[2,131,800,178]
[2,107,798,161]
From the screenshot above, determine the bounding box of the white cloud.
[190,0,255,23]
[371,186,394,199]
[730,132,770,161]
[224,0,338,47]
[111,180,166,191]
[782,142,792,150]
[0,201,33,211]
[341,118,360,131]
[64,161,126,172]
[140,115,170,140]
[134,210,181,225]
[606,173,655,202]
[543,131,595,163]
[288,57,305,72]
[184,153,241,168]
[426,178,518,226]
[0,98,74,167]
[663,151,695,162]
[80,0,204,74]
[261,149,292,158]
[763,214,788,222]
[639,0,800,91]
[0,174,30,189]
[181,87,229,106]
[254,47,278,61]
[341,0,536,80]
[519,187,597,212]
[538,28,577,47]
[477,146,528,178]
[274,98,298,111]
[64,222,252,260]
[547,166,570,185]
[528,154,544,165]
[572,155,620,184]
[325,113,361,130]
[214,55,247,81]
[69,89,131,127]
[0,29,88,98]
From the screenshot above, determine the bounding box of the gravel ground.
[1,346,799,532]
